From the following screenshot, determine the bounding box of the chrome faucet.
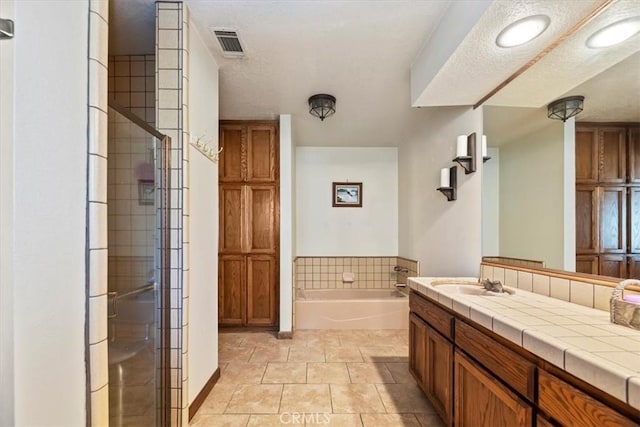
[480,278,504,293]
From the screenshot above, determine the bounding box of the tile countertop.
[408,277,640,411]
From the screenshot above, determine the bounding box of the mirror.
[481,2,640,278]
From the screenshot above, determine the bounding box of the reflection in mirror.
[482,45,639,278]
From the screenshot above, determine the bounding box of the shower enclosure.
[107,102,171,426]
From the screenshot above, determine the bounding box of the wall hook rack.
[453,132,476,174]
[437,166,457,201]
[190,135,223,163]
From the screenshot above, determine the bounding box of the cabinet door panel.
[576,126,599,184]
[426,327,453,426]
[219,125,245,182]
[247,125,277,182]
[219,256,246,325]
[246,255,277,326]
[629,186,640,253]
[219,185,244,253]
[409,313,427,389]
[599,254,626,278]
[600,186,626,253]
[576,185,599,254]
[246,185,278,254]
[599,127,626,184]
[576,255,599,275]
[628,255,640,279]
[539,370,636,427]
[629,126,640,183]
[454,351,532,427]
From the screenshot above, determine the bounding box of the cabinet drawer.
[455,319,535,400]
[410,291,453,340]
[538,370,637,427]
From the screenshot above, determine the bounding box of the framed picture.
[332,182,362,207]
[138,180,155,206]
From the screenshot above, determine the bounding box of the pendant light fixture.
[547,96,584,122]
[308,94,336,121]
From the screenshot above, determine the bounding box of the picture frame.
[332,182,362,207]
[138,180,155,206]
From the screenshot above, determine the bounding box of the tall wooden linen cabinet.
[218,121,279,327]
[576,123,640,278]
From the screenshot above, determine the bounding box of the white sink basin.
[434,283,515,296]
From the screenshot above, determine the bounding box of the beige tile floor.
[191,329,444,427]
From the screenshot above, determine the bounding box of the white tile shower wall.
[88,0,109,425]
[294,257,418,290]
[108,55,155,126]
[157,2,186,424]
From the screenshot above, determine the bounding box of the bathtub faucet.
[393,266,409,273]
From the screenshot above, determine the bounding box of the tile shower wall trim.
[479,262,638,312]
[87,0,110,425]
[157,2,187,424]
[294,257,419,290]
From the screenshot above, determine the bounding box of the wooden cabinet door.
[220,185,244,253]
[219,124,245,182]
[628,255,640,279]
[246,125,277,182]
[600,186,626,253]
[219,255,246,325]
[409,313,427,388]
[628,186,640,253]
[246,255,277,326]
[246,185,278,254]
[627,126,640,183]
[426,326,453,426]
[599,127,626,184]
[575,255,599,275]
[454,350,532,427]
[576,126,599,184]
[599,254,626,278]
[539,370,636,427]
[576,185,599,254]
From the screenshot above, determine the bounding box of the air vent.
[212,28,245,58]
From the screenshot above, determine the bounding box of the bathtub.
[295,288,409,329]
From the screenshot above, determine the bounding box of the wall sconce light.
[437,166,457,201]
[308,94,336,121]
[547,96,584,122]
[453,133,477,174]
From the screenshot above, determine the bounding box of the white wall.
[279,115,294,334]
[0,0,15,425]
[499,122,565,269]
[482,147,500,256]
[563,118,576,271]
[187,20,220,403]
[296,147,398,256]
[12,1,88,425]
[398,107,483,276]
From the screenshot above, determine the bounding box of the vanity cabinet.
[454,350,532,427]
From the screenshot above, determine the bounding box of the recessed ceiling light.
[586,17,640,48]
[496,15,551,48]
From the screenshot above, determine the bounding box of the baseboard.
[188,367,221,421]
[278,330,293,339]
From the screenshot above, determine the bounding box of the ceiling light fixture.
[308,94,336,121]
[586,17,640,48]
[496,15,550,48]
[547,96,584,122]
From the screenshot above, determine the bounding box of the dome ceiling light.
[586,17,640,48]
[547,96,585,122]
[496,15,551,48]
[308,94,336,121]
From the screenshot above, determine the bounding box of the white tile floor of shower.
[191,329,444,427]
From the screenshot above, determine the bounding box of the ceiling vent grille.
[212,28,245,58]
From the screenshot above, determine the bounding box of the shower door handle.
[0,19,14,40]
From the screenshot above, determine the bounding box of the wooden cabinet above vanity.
[408,285,640,426]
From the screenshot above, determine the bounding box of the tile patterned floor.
[191,329,444,427]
